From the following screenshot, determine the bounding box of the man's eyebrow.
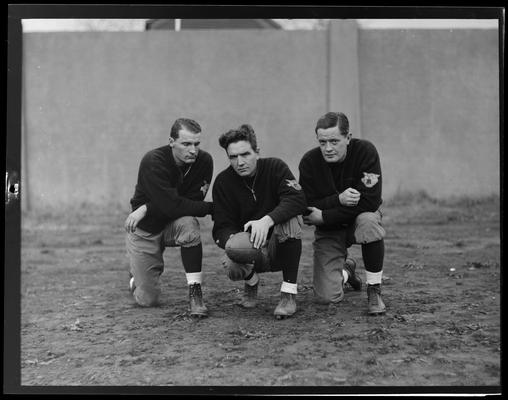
[229,151,251,158]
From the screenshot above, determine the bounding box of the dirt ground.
[19,195,500,392]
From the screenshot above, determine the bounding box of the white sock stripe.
[246,272,259,286]
[365,271,383,285]
[342,269,349,283]
[186,272,202,285]
[281,281,297,294]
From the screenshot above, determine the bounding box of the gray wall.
[21,22,499,212]
[358,28,500,198]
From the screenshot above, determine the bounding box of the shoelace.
[368,287,380,304]
[190,284,202,297]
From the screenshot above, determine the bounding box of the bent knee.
[313,290,344,304]
[173,217,201,247]
[222,256,253,281]
[354,212,385,244]
[175,230,201,247]
[133,288,160,307]
[274,215,303,242]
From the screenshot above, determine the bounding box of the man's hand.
[303,206,324,226]
[339,188,361,207]
[244,215,274,249]
[124,204,147,233]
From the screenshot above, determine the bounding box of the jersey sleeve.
[266,159,307,224]
[140,155,212,220]
[298,156,340,210]
[211,175,241,249]
[322,142,382,225]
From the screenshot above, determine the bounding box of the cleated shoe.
[344,258,362,291]
[367,284,386,315]
[239,282,258,308]
[274,292,297,319]
[189,283,209,318]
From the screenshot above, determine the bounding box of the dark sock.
[362,239,384,273]
[180,243,202,273]
[274,239,301,284]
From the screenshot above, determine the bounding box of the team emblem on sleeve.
[200,181,210,196]
[361,172,380,188]
[285,179,302,191]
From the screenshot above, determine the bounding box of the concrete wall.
[358,28,500,198]
[22,30,329,211]
[21,23,499,212]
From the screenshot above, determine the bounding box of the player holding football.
[299,112,387,315]
[124,118,213,317]
[212,124,307,319]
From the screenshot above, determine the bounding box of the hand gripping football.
[225,231,262,264]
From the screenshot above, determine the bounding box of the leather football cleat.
[239,282,258,308]
[344,258,362,291]
[189,283,209,318]
[367,284,386,315]
[274,292,297,319]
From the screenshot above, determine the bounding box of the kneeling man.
[299,112,387,315]
[124,118,213,317]
[212,124,307,319]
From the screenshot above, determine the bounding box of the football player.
[212,124,307,319]
[299,112,387,315]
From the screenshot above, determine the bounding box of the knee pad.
[176,230,201,247]
[274,215,303,242]
[313,289,344,305]
[134,287,160,307]
[354,212,386,244]
[174,217,201,247]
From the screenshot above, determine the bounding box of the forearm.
[147,190,212,219]
[307,193,340,210]
[322,195,381,225]
[268,199,306,225]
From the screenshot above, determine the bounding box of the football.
[225,231,262,264]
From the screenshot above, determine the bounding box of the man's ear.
[169,137,175,147]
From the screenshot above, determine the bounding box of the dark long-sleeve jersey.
[212,157,307,249]
[129,145,213,234]
[298,138,382,230]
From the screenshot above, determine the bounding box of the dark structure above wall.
[145,19,282,30]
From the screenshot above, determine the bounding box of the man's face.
[226,140,259,177]
[316,125,351,163]
[169,127,201,166]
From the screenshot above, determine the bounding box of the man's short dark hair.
[170,118,202,139]
[218,124,258,152]
[315,112,349,136]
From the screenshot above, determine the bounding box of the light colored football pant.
[313,210,385,303]
[222,216,303,281]
[125,216,201,307]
